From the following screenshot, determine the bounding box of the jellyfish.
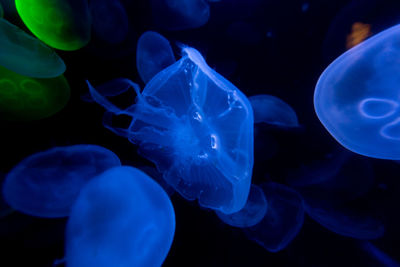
[216,184,267,228]
[89,0,129,45]
[136,31,176,84]
[361,242,400,267]
[87,46,254,214]
[244,182,304,252]
[15,0,91,51]
[249,95,299,127]
[314,24,400,159]
[150,0,210,30]
[2,145,121,218]
[65,166,175,267]
[0,18,65,78]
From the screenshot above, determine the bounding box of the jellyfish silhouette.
[314,24,400,159]
[87,46,254,214]
[136,31,176,84]
[65,166,175,267]
[2,145,121,218]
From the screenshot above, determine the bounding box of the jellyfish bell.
[87,46,254,214]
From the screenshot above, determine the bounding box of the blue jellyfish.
[249,94,299,127]
[89,0,129,44]
[87,46,254,214]
[150,0,210,30]
[136,31,176,84]
[216,184,267,228]
[361,242,400,267]
[314,24,400,159]
[2,144,121,218]
[65,166,175,267]
[244,182,304,252]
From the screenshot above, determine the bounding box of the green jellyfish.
[0,65,70,121]
[15,0,91,51]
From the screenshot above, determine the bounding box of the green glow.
[0,65,70,121]
[15,0,91,51]
[0,18,65,78]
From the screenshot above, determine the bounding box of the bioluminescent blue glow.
[216,184,267,228]
[150,0,210,30]
[87,46,254,214]
[249,94,299,127]
[314,24,400,159]
[2,144,121,218]
[65,166,175,267]
[244,182,304,252]
[89,0,128,44]
[136,31,176,84]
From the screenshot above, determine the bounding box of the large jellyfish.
[136,31,176,84]
[2,145,121,218]
[15,0,91,51]
[87,46,254,214]
[65,166,175,267]
[0,18,65,78]
[89,0,129,45]
[314,24,400,159]
[0,65,70,121]
[244,182,304,252]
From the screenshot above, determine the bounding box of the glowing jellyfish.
[244,182,304,252]
[2,145,121,218]
[90,0,128,45]
[136,31,176,84]
[0,18,65,78]
[87,46,254,214]
[314,24,400,159]
[15,0,91,51]
[216,184,267,228]
[66,166,175,267]
[150,0,210,30]
[249,95,299,127]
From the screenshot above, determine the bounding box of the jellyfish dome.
[2,145,121,218]
[88,46,254,214]
[65,166,175,267]
[314,24,400,159]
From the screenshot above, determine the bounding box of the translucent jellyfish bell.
[314,24,400,159]
[87,46,254,214]
[2,145,121,218]
[66,166,175,267]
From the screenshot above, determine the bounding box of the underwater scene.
[0,0,400,266]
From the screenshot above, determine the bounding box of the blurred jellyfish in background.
[216,184,267,228]
[89,0,129,45]
[249,94,299,128]
[136,31,176,84]
[244,182,304,252]
[15,0,91,51]
[0,65,70,121]
[315,23,400,159]
[2,145,121,218]
[150,0,210,30]
[66,166,175,267]
[87,46,254,214]
[0,18,65,78]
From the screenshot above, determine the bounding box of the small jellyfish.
[2,145,121,218]
[244,182,304,252]
[314,24,400,159]
[136,31,176,84]
[216,184,267,228]
[0,18,65,78]
[151,0,210,30]
[89,0,129,45]
[249,94,299,127]
[0,65,70,121]
[15,0,91,51]
[65,166,175,267]
[88,46,254,214]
